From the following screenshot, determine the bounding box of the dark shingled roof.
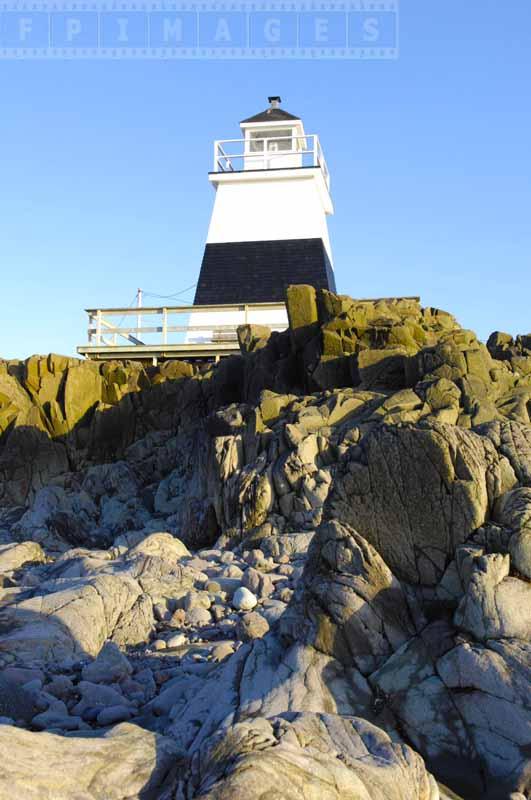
[194,238,336,305]
[240,107,301,124]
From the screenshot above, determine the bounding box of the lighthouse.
[190,97,336,341]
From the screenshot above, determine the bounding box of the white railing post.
[136,288,142,339]
[162,307,168,344]
[96,310,102,346]
[213,140,219,171]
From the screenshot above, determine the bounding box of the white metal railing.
[83,302,287,349]
[213,134,330,190]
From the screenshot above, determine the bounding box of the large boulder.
[187,712,439,800]
[370,623,531,798]
[293,519,416,674]
[0,722,180,799]
[327,421,516,584]
[454,553,531,640]
[0,541,45,573]
[0,573,151,664]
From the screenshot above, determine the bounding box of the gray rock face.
[0,573,147,664]
[292,520,417,674]
[328,422,516,585]
[454,553,531,640]
[0,722,180,799]
[370,622,531,798]
[0,291,530,799]
[0,541,45,573]
[0,674,40,723]
[185,713,439,800]
[81,641,133,684]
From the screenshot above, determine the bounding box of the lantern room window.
[249,128,293,153]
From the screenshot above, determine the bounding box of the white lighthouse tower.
[190,97,336,341]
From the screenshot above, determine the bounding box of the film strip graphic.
[0,0,398,58]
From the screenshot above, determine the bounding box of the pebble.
[211,643,234,662]
[220,551,234,564]
[82,641,132,684]
[278,587,294,603]
[277,564,293,576]
[151,639,167,651]
[245,549,265,566]
[96,705,133,726]
[22,679,43,693]
[185,607,212,627]
[132,669,156,701]
[242,567,274,598]
[153,603,170,622]
[205,580,221,594]
[45,676,75,701]
[210,603,226,622]
[2,667,44,686]
[32,710,83,731]
[166,633,187,648]
[260,600,287,625]
[221,564,244,579]
[183,590,211,611]
[167,609,186,628]
[232,586,258,611]
[236,611,270,641]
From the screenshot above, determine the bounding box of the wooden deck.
[77,301,287,364]
[77,341,241,363]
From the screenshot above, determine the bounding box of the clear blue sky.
[1,0,530,359]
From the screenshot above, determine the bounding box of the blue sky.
[1,0,530,359]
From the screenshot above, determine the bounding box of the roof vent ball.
[268,96,281,108]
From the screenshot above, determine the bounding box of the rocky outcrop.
[0,288,530,799]
[185,713,439,800]
[0,722,180,799]
[327,422,516,585]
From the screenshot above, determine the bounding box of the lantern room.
[240,96,306,171]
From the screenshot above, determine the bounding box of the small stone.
[246,549,266,566]
[221,564,244,579]
[211,643,234,662]
[232,586,258,611]
[167,609,186,629]
[22,679,42,693]
[152,639,167,651]
[184,607,212,627]
[45,676,75,701]
[182,590,211,611]
[236,611,270,641]
[166,633,187,648]
[242,567,274,598]
[2,667,44,686]
[220,552,234,564]
[81,641,132,684]
[96,704,133,726]
[32,711,84,731]
[278,587,294,603]
[133,668,156,701]
[277,564,293,576]
[210,604,226,622]
[153,602,170,622]
[205,580,221,594]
